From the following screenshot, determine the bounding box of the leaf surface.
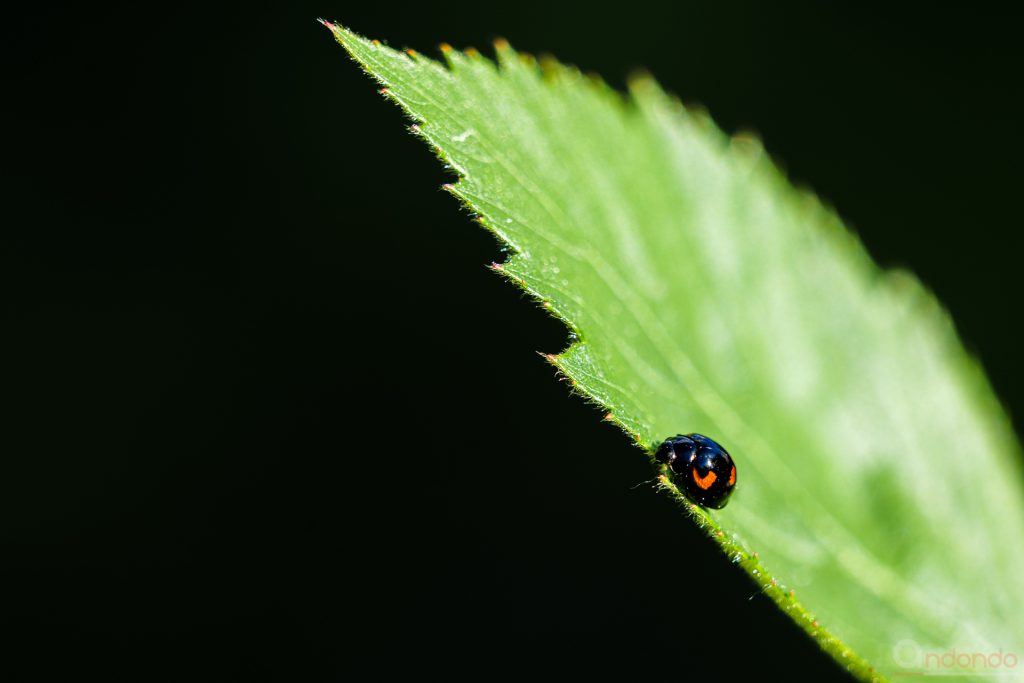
[327,23,1024,681]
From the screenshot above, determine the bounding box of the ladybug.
[655,433,736,509]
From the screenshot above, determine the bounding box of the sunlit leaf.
[327,23,1024,682]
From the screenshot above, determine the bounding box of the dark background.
[4,1,1022,680]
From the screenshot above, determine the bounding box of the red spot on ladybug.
[692,468,717,490]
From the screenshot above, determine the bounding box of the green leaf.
[326,22,1024,682]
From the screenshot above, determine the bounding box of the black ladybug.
[655,433,736,509]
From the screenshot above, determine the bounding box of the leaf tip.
[519,52,538,67]
[441,183,467,200]
[729,129,767,160]
[625,68,657,90]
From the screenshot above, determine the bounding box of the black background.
[5,2,1023,680]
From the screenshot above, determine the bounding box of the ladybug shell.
[655,433,736,509]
